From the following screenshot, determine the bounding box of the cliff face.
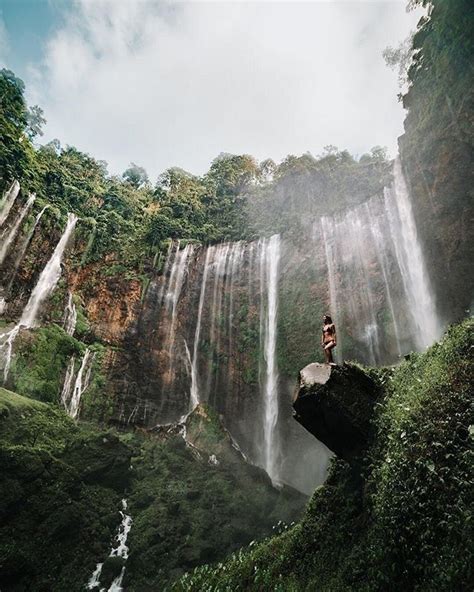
[0,153,455,494]
[398,0,474,326]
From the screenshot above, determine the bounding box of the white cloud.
[28,0,422,178]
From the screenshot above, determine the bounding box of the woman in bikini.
[321,315,337,365]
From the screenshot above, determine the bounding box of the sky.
[0,0,422,179]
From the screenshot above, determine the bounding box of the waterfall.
[320,218,342,364]
[318,156,441,362]
[0,180,20,227]
[8,205,48,283]
[0,213,77,382]
[87,499,132,592]
[165,243,194,376]
[260,235,281,483]
[60,356,76,409]
[320,207,384,362]
[20,213,78,327]
[189,247,212,409]
[157,241,174,305]
[66,348,94,419]
[205,243,231,399]
[365,202,403,356]
[63,292,77,336]
[385,158,441,348]
[0,194,35,265]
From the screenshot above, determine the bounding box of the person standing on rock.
[321,315,337,365]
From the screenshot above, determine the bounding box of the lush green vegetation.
[0,387,306,592]
[171,319,473,591]
[0,388,129,592]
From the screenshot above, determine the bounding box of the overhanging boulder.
[293,363,379,459]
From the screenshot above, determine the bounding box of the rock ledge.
[293,362,379,459]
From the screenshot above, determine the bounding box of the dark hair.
[323,315,333,324]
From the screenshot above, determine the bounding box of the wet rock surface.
[293,362,380,459]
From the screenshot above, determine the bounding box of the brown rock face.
[69,264,142,344]
[293,362,380,459]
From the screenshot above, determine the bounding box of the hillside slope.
[0,389,306,592]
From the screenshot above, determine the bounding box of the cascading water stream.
[385,158,441,348]
[189,247,212,409]
[20,213,78,327]
[0,194,35,265]
[319,218,342,364]
[8,205,49,286]
[0,180,20,227]
[0,213,78,382]
[87,499,132,592]
[318,157,441,362]
[63,292,77,336]
[365,202,403,356]
[66,348,94,419]
[61,356,76,409]
[260,235,281,483]
[165,243,194,377]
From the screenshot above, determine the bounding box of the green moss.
[9,324,84,404]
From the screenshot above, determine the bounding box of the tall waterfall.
[8,205,48,284]
[260,235,281,483]
[189,247,212,409]
[0,194,35,265]
[385,158,441,348]
[144,238,284,479]
[164,243,195,378]
[0,180,20,227]
[320,158,441,362]
[0,213,77,382]
[20,213,78,327]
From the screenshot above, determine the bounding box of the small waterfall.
[8,205,48,283]
[0,194,35,265]
[87,499,132,592]
[66,348,94,419]
[63,292,77,336]
[260,235,281,483]
[60,356,76,409]
[0,180,20,227]
[385,158,441,348]
[0,213,78,382]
